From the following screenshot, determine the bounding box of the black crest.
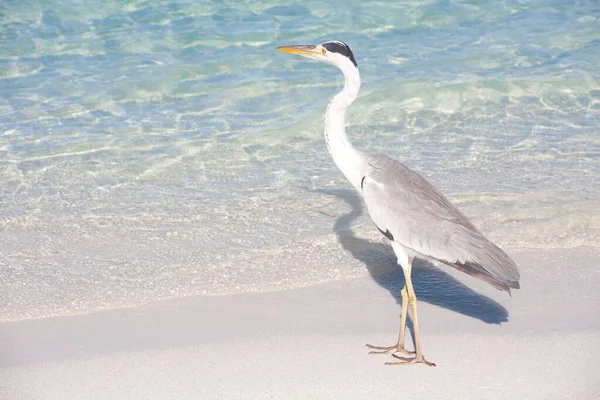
[322,41,358,67]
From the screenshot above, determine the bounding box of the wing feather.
[361,155,520,292]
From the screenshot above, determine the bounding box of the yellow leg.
[398,285,409,347]
[386,268,436,367]
[366,285,413,356]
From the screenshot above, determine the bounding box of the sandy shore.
[1,247,599,399]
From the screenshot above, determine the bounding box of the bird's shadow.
[315,188,508,340]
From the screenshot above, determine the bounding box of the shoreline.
[1,247,599,399]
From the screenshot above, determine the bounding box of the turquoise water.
[1,0,599,321]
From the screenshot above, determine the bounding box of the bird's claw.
[385,353,436,367]
[365,343,414,356]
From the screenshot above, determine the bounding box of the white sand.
[1,248,599,399]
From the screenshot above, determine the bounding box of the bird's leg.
[385,271,436,367]
[366,285,414,356]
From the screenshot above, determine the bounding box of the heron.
[276,41,520,367]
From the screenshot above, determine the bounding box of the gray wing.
[360,154,520,292]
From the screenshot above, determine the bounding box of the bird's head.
[276,40,358,70]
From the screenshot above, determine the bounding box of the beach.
[2,248,599,399]
[2,0,600,398]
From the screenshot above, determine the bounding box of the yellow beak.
[276,45,319,57]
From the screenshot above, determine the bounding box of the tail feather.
[435,258,520,293]
[434,230,521,294]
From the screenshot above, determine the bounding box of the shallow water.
[1,0,599,321]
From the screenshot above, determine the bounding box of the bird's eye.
[321,47,326,55]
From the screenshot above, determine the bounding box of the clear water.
[1,0,599,321]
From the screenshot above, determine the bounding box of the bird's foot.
[365,343,414,356]
[385,353,436,367]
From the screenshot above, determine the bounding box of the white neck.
[324,61,365,192]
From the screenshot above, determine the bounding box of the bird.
[276,41,520,367]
